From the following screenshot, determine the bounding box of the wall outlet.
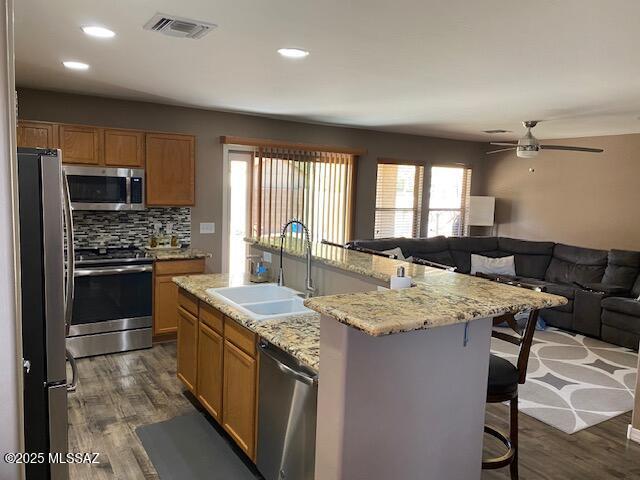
[263,252,272,262]
[200,222,215,234]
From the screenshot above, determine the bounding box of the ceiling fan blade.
[490,142,519,146]
[486,148,517,155]
[540,145,604,153]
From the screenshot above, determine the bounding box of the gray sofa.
[347,236,640,350]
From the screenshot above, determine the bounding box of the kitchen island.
[175,239,566,480]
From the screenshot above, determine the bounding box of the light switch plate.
[263,252,272,262]
[200,222,215,234]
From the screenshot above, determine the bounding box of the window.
[251,147,356,244]
[426,166,472,237]
[374,162,424,238]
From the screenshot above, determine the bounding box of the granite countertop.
[248,236,568,337]
[172,274,319,371]
[147,247,211,261]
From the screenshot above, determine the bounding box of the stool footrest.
[482,425,515,470]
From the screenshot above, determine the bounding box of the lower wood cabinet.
[177,306,198,393]
[175,288,259,460]
[153,259,205,337]
[223,338,257,459]
[197,322,224,422]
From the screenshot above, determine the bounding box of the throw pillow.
[382,247,405,260]
[470,254,516,276]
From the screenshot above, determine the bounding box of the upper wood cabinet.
[104,129,145,168]
[145,133,195,206]
[58,124,102,165]
[17,121,57,148]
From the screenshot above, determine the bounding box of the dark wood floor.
[68,343,640,480]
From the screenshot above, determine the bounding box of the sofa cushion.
[601,297,640,318]
[412,250,456,267]
[633,274,640,299]
[601,250,640,293]
[601,310,640,336]
[545,283,577,300]
[545,243,608,285]
[497,237,555,280]
[447,237,499,274]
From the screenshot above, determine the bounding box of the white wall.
[0,1,22,479]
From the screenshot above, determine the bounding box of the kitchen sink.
[206,283,314,321]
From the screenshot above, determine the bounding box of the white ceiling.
[14,0,640,141]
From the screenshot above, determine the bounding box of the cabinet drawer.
[155,258,205,276]
[224,317,256,357]
[178,289,199,317]
[200,302,224,335]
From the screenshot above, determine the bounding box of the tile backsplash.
[73,208,191,249]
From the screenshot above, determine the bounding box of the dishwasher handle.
[258,342,317,386]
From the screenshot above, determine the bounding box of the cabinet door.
[145,133,195,206]
[104,129,144,167]
[17,121,55,148]
[197,322,224,422]
[223,339,257,459]
[177,306,198,393]
[59,125,102,165]
[154,275,178,334]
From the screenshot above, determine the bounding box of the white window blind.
[251,147,356,244]
[426,166,472,237]
[374,162,424,238]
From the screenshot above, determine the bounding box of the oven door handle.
[75,265,153,277]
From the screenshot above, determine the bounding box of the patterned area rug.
[491,327,637,434]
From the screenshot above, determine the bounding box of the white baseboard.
[627,424,640,444]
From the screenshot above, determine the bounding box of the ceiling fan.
[486,121,604,158]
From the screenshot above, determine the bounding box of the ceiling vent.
[143,13,217,39]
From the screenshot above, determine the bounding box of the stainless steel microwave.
[62,165,145,211]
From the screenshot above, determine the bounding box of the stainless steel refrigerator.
[18,147,75,480]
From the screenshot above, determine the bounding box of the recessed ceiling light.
[278,48,309,59]
[82,25,115,38]
[63,61,90,70]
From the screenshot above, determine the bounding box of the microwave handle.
[126,176,131,204]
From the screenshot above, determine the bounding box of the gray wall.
[17,88,486,271]
[480,133,640,251]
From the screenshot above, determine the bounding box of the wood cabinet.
[104,129,145,167]
[17,120,196,207]
[58,124,102,165]
[197,322,224,421]
[145,133,195,206]
[175,289,259,459]
[17,121,56,148]
[223,338,257,458]
[177,306,198,393]
[152,259,205,337]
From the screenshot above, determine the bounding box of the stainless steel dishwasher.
[257,340,318,480]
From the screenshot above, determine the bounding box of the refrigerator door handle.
[66,348,78,392]
[62,170,75,337]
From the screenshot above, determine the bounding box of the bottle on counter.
[390,265,412,290]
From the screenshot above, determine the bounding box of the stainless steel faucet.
[278,219,315,298]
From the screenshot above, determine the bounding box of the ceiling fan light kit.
[487,121,604,158]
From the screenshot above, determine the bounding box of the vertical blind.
[426,166,472,237]
[251,147,356,244]
[374,162,424,238]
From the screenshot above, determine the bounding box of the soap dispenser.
[390,265,412,290]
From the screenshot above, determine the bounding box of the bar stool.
[483,309,540,480]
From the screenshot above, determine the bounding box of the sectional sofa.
[347,236,640,350]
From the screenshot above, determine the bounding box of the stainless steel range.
[66,246,153,358]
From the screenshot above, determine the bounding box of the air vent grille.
[144,13,217,39]
[483,129,511,134]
